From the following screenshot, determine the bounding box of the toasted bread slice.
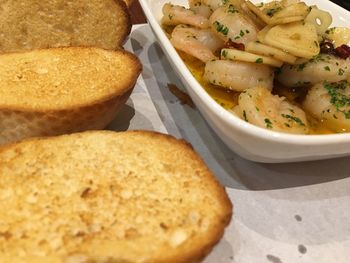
[0,47,142,145]
[0,130,232,263]
[0,0,131,53]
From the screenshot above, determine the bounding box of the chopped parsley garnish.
[221,49,228,58]
[325,27,336,35]
[265,7,282,17]
[275,67,282,75]
[296,63,306,71]
[323,81,350,119]
[324,66,331,71]
[213,21,229,36]
[338,68,345,76]
[281,114,305,126]
[227,4,239,13]
[264,118,273,129]
[310,54,327,63]
[255,58,263,64]
[231,29,246,40]
[243,110,248,121]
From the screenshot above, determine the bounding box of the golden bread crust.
[0,0,131,52]
[0,47,142,145]
[0,130,232,263]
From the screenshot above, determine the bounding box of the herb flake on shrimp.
[323,81,350,119]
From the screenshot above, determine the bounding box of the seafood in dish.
[303,81,350,132]
[277,54,350,87]
[161,3,209,29]
[161,0,350,134]
[209,5,258,44]
[204,59,274,91]
[170,25,224,62]
[236,86,309,134]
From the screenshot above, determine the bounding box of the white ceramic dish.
[139,0,350,163]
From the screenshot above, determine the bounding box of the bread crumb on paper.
[167,83,195,108]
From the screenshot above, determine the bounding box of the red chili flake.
[335,44,350,59]
[224,39,245,51]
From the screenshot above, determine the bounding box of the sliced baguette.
[0,130,232,263]
[0,0,131,53]
[0,47,142,145]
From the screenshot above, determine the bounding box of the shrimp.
[161,3,209,29]
[188,0,213,18]
[188,0,246,18]
[201,0,244,11]
[170,25,224,62]
[236,86,310,134]
[277,54,350,87]
[303,80,350,132]
[204,60,274,91]
[209,5,258,44]
[281,0,301,6]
